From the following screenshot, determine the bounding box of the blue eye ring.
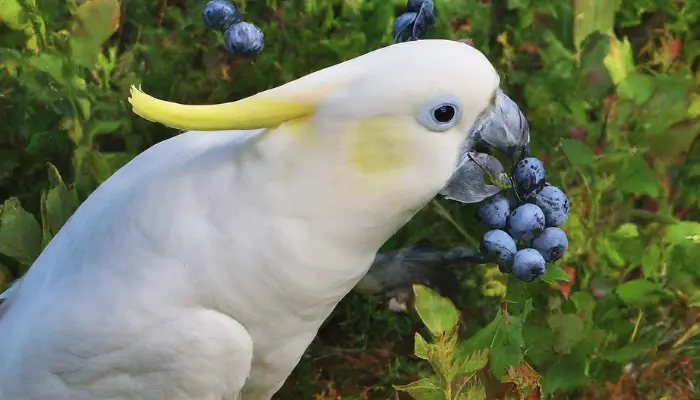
[417,95,463,132]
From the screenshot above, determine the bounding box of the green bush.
[1,0,699,398]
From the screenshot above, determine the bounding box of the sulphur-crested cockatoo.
[0,39,529,400]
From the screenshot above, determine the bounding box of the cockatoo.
[0,39,529,399]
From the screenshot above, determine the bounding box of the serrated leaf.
[414,332,430,360]
[603,35,635,85]
[413,284,459,337]
[70,0,121,67]
[490,315,524,378]
[0,198,42,266]
[547,313,585,354]
[540,265,572,284]
[457,348,489,374]
[393,377,443,400]
[559,139,595,166]
[43,183,76,238]
[615,279,669,308]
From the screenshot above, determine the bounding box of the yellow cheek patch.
[347,117,412,174]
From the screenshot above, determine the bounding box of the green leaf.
[641,245,662,278]
[603,35,635,85]
[70,0,121,67]
[458,311,501,357]
[0,198,42,266]
[559,139,595,166]
[547,313,585,354]
[571,292,596,325]
[414,332,430,361]
[573,0,621,50]
[541,351,589,394]
[393,377,443,400]
[617,73,654,104]
[665,221,700,246]
[616,155,659,197]
[457,348,489,374]
[0,0,31,30]
[540,265,572,284]
[615,279,669,308]
[413,284,459,337]
[42,182,76,238]
[490,315,524,378]
[458,384,487,400]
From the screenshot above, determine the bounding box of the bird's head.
[129,39,529,207]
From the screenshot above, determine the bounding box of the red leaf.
[556,265,576,299]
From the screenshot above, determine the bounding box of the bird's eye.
[417,95,462,132]
[433,105,456,123]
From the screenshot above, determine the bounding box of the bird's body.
[0,39,529,399]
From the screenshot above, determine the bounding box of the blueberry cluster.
[393,0,435,43]
[477,157,570,282]
[203,0,264,57]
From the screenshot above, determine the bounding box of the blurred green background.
[1,0,700,398]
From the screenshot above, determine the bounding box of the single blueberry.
[530,185,570,227]
[203,0,241,31]
[476,193,510,230]
[532,227,569,262]
[224,21,264,57]
[480,229,517,273]
[507,203,545,241]
[512,248,546,282]
[512,157,546,197]
[393,12,418,42]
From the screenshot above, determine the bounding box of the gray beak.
[439,89,530,204]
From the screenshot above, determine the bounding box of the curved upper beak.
[439,89,530,204]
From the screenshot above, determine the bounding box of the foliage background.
[1,0,700,398]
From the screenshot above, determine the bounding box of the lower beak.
[439,90,530,204]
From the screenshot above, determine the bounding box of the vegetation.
[1,0,699,398]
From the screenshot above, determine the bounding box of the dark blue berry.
[224,21,264,57]
[512,157,546,197]
[480,229,517,273]
[203,0,241,31]
[530,185,570,227]
[532,227,568,262]
[507,203,545,241]
[512,249,546,282]
[476,193,510,230]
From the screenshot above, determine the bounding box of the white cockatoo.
[0,39,529,400]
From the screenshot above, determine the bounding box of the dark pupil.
[433,105,455,123]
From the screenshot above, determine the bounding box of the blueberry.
[203,0,241,31]
[507,203,545,241]
[532,227,568,262]
[392,12,418,42]
[512,157,546,197]
[512,249,546,282]
[480,229,517,273]
[224,21,264,57]
[476,193,510,230]
[530,185,570,227]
